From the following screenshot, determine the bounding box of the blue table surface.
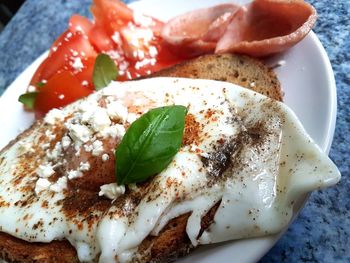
[0,0,349,262]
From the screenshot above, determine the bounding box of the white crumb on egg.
[106,101,128,122]
[68,124,92,143]
[79,162,90,172]
[35,178,51,194]
[61,136,71,150]
[92,140,104,156]
[126,113,138,123]
[67,170,83,180]
[102,154,109,162]
[45,130,56,141]
[50,176,68,192]
[44,109,65,125]
[99,183,125,200]
[36,164,55,178]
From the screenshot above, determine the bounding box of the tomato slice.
[92,0,133,34]
[74,57,96,90]
[29,57,49,88]
[38,31,97,84]
[69,14,94,35]
[27,0,185,118]
[89,26,115,51]
[34,71,93,117]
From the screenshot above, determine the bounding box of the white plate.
[0,0,337,262]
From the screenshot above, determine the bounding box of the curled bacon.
[161,0,317,57]
[161,4,240,57]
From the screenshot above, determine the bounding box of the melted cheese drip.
[0,78,340,262]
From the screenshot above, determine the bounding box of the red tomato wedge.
[27,0,184,118]
[34,71,93,117]
[30,31,97,86]
[89,26,115,52]
[91,0,134,34]
[69,14,94,35]
[74,57,96,90]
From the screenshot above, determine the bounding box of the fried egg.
[0,77,340,262]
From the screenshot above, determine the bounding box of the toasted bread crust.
[0,54,282,263]
[153,53,282,101]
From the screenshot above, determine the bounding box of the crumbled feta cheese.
[148,46,158,58]
[35,178,51,194]
[45,130,56,141]
[100,124,126,138]
[44,109,65,125]
[79,162,90,171]
[28,85,36,92]
[99,183,125,200]
[134,58,156,70]
[75,147,81,157]
[67,170,83,180]
[102,154,110,162]
[78,100,99,113]
[133,11,154,27]
[127,113,138,123]
[68,124,92,143]
[87,107,111,132]
[75,25,84,33]
[111,32,122,45]
[106,50,121,60]
[106,102,128,122]
[17,141,32,152]
[61,136,71,150]
[47,142,62,160]
[92,140,104,156]
[50,176,68,192]
[36,164,55,178]
[72,57,84,71]
[84,144,93,152]
[128,28,154,47]
[41,143,50,150]
[190,144,199,153]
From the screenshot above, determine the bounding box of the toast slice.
[152,53,283,101]
[0,54,282,263]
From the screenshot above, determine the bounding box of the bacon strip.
[161,4,240,57]
[162,0,317,57]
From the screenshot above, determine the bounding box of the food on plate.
[162,0,317,57]
[20,0,316,116]
[23,0,182,117]
[0,56,340,262]
[153,53,283,101]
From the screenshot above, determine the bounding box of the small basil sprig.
[115,105,187,185]
[93,53,118,90]
[18,92,38,109]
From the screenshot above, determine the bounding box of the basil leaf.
[18,92,38,110]
[93,53,118,91]
[116,105,187,185]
